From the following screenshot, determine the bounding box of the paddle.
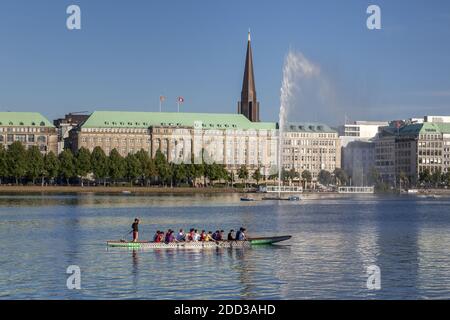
[120,230,133,242]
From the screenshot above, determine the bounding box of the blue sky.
[0,0,449,124]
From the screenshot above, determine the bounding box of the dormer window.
[40,121,45,126]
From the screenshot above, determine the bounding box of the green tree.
[186,163,203,187]
[173,162,188,186]
[238,165,249,187]
[135,149,153,185]
[194,164,204,186]
[58,149,75,185]
[108,149,126,184]
[204,163,218,186]
[26,146,45,185]
[318,170,332,186]
[125,153,141,186]
[301,170,312,190]
[6,141,27,185]
[155,150,171,186]
[0,145,8,184]
[146,158,157,185]
[252,167,262,185]
[443,172,450,187]
[368,167,381,186]
[199,149,215,186]
[419,168,431,186]
[431,169,442,188]
[280,169,289,182]
[398,171,409,190]
[288,168,299,183]
[91,146,109,186]
[268,172,278,182]
[334,168,348,186]
[75,147,91,186]
[44,151,60,185]
[217,164,229,183]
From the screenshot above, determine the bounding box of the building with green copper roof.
[375,119,450,186]
[0,112,57,154]
[0,112,54,127]
[379,121,450,137]
[81,111,276,130]
[69,110,279,177]
[284,122,336,133]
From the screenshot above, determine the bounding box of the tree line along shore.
[0,141,350,189]
[1,141,449,191]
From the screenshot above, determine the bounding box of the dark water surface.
[0,193,449,299]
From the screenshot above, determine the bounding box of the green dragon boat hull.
[107,235,291,249]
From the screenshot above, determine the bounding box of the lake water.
[0,193,449,300]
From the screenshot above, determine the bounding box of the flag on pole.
[177,97,184,113]
[159,96,166,112]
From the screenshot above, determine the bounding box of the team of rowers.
[130,218,247,243]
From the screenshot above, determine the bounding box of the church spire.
[238,30,260,122]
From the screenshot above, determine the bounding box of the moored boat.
[107,235,291,249]
[261,196,301,201]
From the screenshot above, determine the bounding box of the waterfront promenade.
[0,185,240,194]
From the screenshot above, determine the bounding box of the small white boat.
[262,195,301,201]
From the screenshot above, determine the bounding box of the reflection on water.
[0,193,450,299]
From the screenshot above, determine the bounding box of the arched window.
[40,121,45,126]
